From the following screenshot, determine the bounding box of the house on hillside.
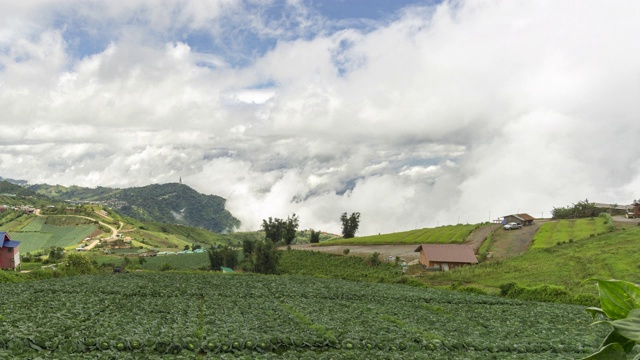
[502,213,535,226]
[0,232,21,270]
[414,244,477,271]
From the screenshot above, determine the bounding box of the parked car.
[503,222,522,230]
[626,212,636,219]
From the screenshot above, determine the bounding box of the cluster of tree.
[261,214,299,245]
[207,238,280,275]
[207,211,363,274]
[340,212,360,238]
[551,199,601,219]
[183,244,202,251]
[207,245,239,270]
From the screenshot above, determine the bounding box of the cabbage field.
[0,273,606,359]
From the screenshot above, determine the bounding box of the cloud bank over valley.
[1,0,639,235]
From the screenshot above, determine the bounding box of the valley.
[1,179,640,358]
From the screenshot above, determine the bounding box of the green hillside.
[28,184,120,201]
[29,182,240,233]
[530,216,613,249]
[0,273,605,359]
[320,223,484,245]
[0,181,62,207]
[420,226,640,294]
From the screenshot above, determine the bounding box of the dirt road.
[488,221,543,259]
[465,224,500,252]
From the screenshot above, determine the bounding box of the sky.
[1,0,640,235]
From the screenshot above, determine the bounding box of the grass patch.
[90,252,211,271]
[11,224,97,253]
[320,223,485,246]
[278,249,404,283]
[419,226,640,297]
[531,216,612,249]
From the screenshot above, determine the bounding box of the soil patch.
[465,224,500,252]
[488,221,544,260]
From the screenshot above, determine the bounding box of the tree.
[242,238,255,256]
[46,247,65,264]
[252,240,280,274]
[310,229,321,244]
[282,213,299,245]
[261,214,299,244]
[207,245,238,271]
[220,246,238,269]
[262,217,284,243]
[340,212,361,239]
[207,246,224,270]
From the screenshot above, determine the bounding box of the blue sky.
[57,0,438,66]
[1,1,639,234]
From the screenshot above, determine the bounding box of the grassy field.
[90,252,212,271]
[419,226,640,295]
[531,217,612,249]
[0,273,606,359]
[278,250,403,283]
[319,224,484,246]
[11,223,97,253]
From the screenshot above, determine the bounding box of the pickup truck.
[503,222,522,230]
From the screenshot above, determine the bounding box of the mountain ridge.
[27,182,240,233]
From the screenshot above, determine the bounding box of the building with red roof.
[414,244,477,271]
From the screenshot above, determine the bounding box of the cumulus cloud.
[1,0,640,235]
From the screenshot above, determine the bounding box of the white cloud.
[1,1,640,235]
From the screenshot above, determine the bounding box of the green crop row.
[320,223,483,246]
[0,273,604,358]
[531,217,610,249]
[11,224,96,253]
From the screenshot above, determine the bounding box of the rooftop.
[414,244,478,264]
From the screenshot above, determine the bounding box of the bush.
[461,286,487,295]
[343,248,350,255]
[160,263,175,271]
[366,252,381,266]
[499,283,573,303]
[65,253,94,275]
